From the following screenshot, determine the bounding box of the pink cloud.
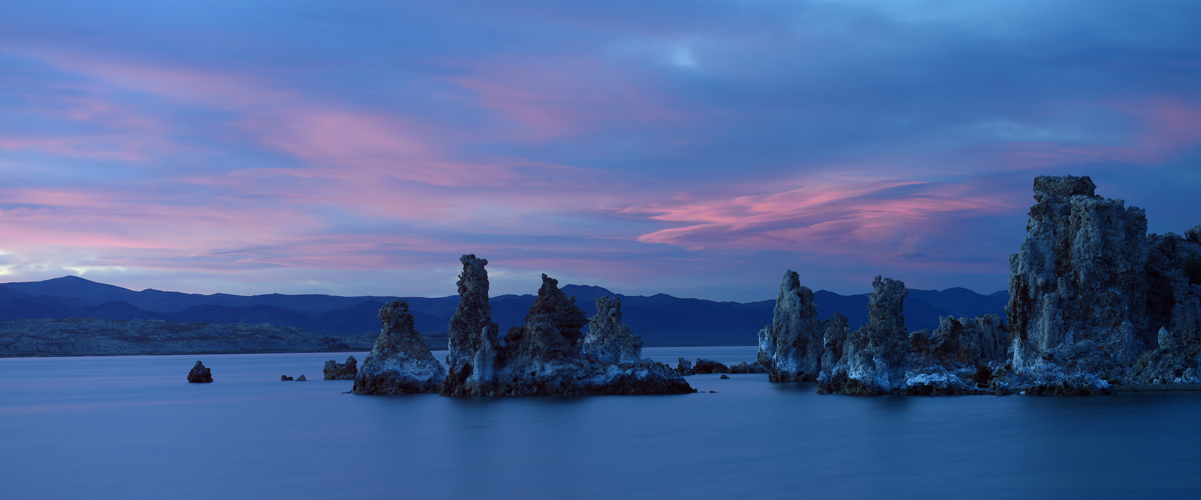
[449,55,689,140]
[622,175,1024,267]
[1128,97,1201,156]
[15,50,539,188]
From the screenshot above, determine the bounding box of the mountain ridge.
[0,276,1009,347]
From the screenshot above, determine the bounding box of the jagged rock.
[281,375,293,381]
[1128,327,1201,384]
[1187,225,1201,244]
[187,360,212,383]
[756,270,825,382]
[676,357,695,376]
[582,296,643,364]
[818,276,911,395]
[1004,175,1201,395]
[727,361,769,374]
[914,315,1009,370]
[820,313,849,373]
[296,374,307,381]
[353,300,446,395]
[323,356,358,380]
[440,264,693,396]
[692,359,729,374]
[440,255,500,397]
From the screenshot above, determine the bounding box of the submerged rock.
[187,360,212,383]
[440,260,693,396]
[583,296,643,364]
[323,356,358,380]
[353,300,446,395]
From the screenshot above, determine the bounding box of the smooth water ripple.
[2,347,1200,499]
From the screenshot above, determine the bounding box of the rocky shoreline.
[0,317,376,357]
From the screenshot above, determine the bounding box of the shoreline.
[1111,383,1201,393]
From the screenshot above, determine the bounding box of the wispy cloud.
[0,0,1198,300]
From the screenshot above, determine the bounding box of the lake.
[2,347,1200,499]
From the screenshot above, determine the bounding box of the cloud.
[623,174,1027,268]
[0,0,1199,300]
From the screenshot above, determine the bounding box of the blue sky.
[0,0,1198,300]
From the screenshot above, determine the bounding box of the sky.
[0,0,1198,301]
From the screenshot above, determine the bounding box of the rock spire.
[352,300,445,395]
[583,296,643,364]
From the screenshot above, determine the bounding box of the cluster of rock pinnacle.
[353,254,693,397]
[758,175,1201,395]
[349,175,1199,397]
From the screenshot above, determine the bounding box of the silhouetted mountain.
[0,276,1010,347]
[2,276,142,305]
[0,285,89,321]
[78,301,162,320]
[907,287,1011,320]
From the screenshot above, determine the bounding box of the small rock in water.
[281,375,294,381]
[720,374,730,379]
[187,361,212,383]
[323,356,358,380]
[694,358,729,374]
[296,374,307,381]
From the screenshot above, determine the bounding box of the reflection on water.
[2,348,1200,499]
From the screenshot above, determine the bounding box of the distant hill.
[0,276,1009,347]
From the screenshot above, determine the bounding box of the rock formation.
[439,259,693,396]
[582,296,642,364]
[820,313,850,373]
[353,300,446,395]
[440,254,500,396]
[323,356,358,380]
[818,276,912,395]
[676,357,694,375]
[807,276,1011,395]
[296,374,307,381]
[903,314,1010,395]
[1124,227,1201,385]
[281,375,293,381]
[756,271,826,382]
[727,361,769,374]
[1003,176,1201,394]
[1005,175,1147,394]
[692,359,728,374]
[187,360,212,383]
[758,175,1198,397]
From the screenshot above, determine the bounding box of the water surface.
[2,347,1199,499]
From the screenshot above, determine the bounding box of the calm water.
[3,347,1200,499]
